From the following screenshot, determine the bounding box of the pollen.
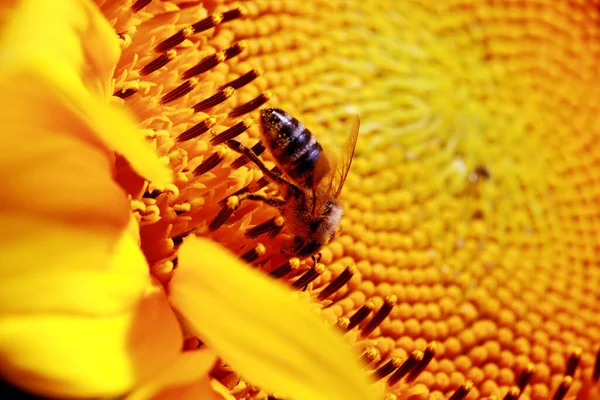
[101,0,600,399]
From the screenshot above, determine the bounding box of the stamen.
[372,358,402,380]
[220,6,248,23]
[154,14,222,53]
[192,86,235,113]
[160,77,199,105]
[173,203,190,215]
[387,351,422,386]
[406,342,437,383]
[228,91,271,118]
[224,41,247,60]
[113,87,137,99]
[335,316,350,330]
[193,148,226,176]
[191,14,223,33]
[565,347,582,377]
[361,295,397,337]
[143,189,160,199]
[231,141,266,169]
[517,363,535,392]
[594,347,600,381]
[346,300,375,331]
[140,49,176,75]
[552,376,573,400]
[220,68,263,91]
[182,51,226,80]
[209,202,236,231]
[211,118,253,146]
[131,0,151,12]
[241,243,266,263]
[268,216,285,238]
[318,264,356,300]
[359,347,379,365]
[177,117,217,142]
[154,26,194,53]
[172,230,193,246]
[269,258,300,279]
[291,263,325,290]
[448,381,473,400]
[502,387,520,400]
[246,216,284,239]
[219,186,250,206]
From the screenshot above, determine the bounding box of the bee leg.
[237,192,286,208]
[226,140,293,188]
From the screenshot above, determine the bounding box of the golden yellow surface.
[100,0,600,398]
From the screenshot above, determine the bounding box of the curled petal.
[169,237,377,400]
[0,0,171,184]
[128,348,217,400]
[0,273,183,398]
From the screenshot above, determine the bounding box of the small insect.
[223,108,360,257]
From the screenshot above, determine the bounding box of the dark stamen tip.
[269,258,300,279]
[177,117,217,142]
[359,347,379,365]
[208,201,237,232]
[224,41,247,60]
[593,347,600,382]
[113,87,137,99]
[241,243,266,263]
[517,363,535,392]
[228,91,271,118]
[245,216,284,239]
[361,295,397,337]
[154,26,193,53]
[182,51,225,80]
[192,150,225,176]
[502,387,520,400]
[140,49,176,75]
[191,13,223,33]
[220,6,248,23]
[131,0,152,12]
[552,376,573,400]
[387,351,422,386]
[220,68,263,91]
[192,86,235,113]
[318,264,356,300]
[160,78,198,105]
[291,264,325,290]
[211,118,253,146]
[372,358,402,380]
[565,347,582,377]
[406,342,437,383]
[448,381,473,400]
[347,300,375,331]
[172,230,194,247]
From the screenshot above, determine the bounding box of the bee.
[223,108,360,257]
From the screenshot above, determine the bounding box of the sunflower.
[1,0,600,400]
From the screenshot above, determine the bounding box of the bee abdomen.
[260,108,323,187]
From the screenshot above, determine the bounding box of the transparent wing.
[311,114,360,217]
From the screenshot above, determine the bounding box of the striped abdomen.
[259,108,325,188]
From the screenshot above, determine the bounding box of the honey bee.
[224,108,360,257]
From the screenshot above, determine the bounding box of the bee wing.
[333,113,360,198]
[311,114,360,216]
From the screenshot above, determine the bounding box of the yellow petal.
[0,0,171,184]
[128,349,217,400]
[0,272,183,398]
[169,237,377,400]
